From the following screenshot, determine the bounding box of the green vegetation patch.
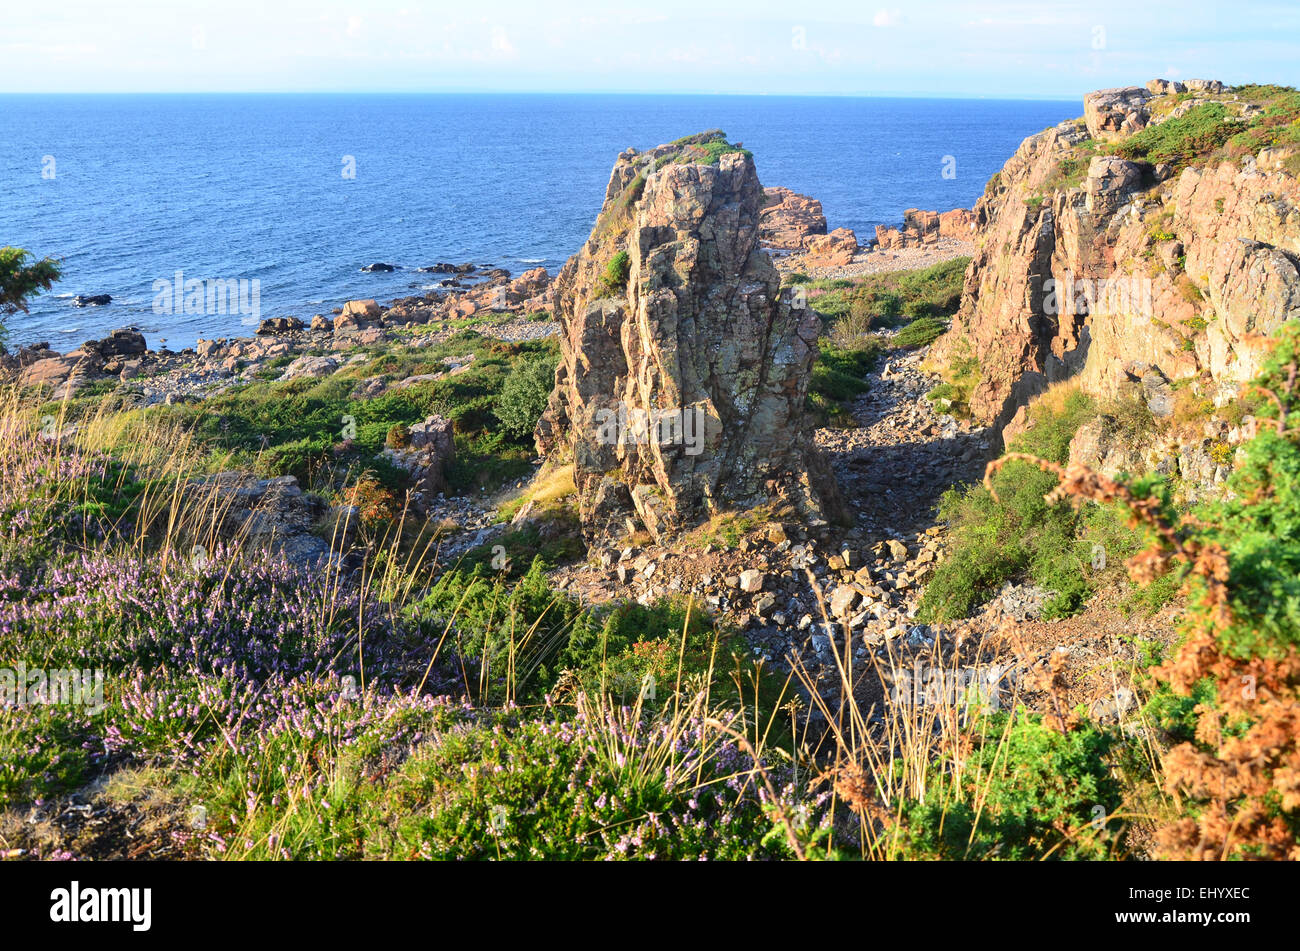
[1111,102,1236,170]
[892,713,1127,860]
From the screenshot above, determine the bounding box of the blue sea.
[1,94,1077,350]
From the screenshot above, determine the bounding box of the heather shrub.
[0,704,103,808]
[386,705,823,860]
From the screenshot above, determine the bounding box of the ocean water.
[0,94,1077,350]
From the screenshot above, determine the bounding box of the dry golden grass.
[497,462,576,521]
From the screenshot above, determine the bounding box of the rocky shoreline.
[3,264,560,406]
[777,236,975,280]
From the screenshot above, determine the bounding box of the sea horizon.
[2,92,1076,350]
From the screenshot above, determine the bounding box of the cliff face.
[933,82,1300,442]
[536,133,840,542]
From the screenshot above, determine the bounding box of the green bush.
[136,333,554,496]
[594,251,631,299]
[807,258,966,330]
[496,352,558,440]
[411,557,723,704]
[919,383,1182,623]
[826,294,881,348]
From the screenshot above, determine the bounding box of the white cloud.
[873,9,902,27]
[491,27,516,56]
[346,16,363,38]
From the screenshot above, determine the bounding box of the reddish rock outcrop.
[931,80,1298,444]
[874,208,975,249]
[804,228,859,267]
[1146,78,1186,96]
[426,267,553,321]
[335,299,382,333]
[536,132,842,542]
[12,329,149,390]
[759,186,828,250]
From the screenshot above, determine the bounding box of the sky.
[1,0,1297,98]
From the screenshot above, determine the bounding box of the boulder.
[875,207,973,249]
[1146,78,1187,96]
[350,377,387,399]
[331,327,383,348]
[1085,156,1144,214]
[256,316,303,335]
[1082,86,1152,141]
[71,294,112,307]
[188,473,330,570]
[20,354,82,387]
[805,227,859,266]
[939,208,976,238]
[360,262,396,272]
[380,414,456,511]
[830,585,860,618]
[279,354,340,381]
[92,328,147,358]
[336,299,381,332]
[512,267,550,299]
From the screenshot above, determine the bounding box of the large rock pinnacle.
[536,132,842,542]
